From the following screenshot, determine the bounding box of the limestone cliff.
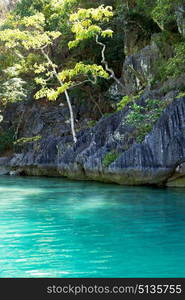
[1,0,185,187]
[2,93,184,187]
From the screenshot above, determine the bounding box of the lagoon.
[0,176,185,277]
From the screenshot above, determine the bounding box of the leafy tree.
[68,5,123,88]
[0,2,116,143]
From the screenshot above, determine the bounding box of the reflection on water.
[0,176,185,277]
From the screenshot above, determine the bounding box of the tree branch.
[69,77,97,89]
[95,35,124,89]
[41,48,77,143]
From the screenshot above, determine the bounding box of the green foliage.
[14,0,49,17]
[14,135,42,145]
[0,2,114,106]
[150,31,181,83]
[176,92,185,99]
[152,31,181,55]
[151,0,175,29]
[126,102,146,125]
[0,129,15,154]
[0,77,27,104]
[0,13,61,50]
[136,0,182,30]
[14,0,78,21]
[13,0,79,65]
[1,0,184,146]
[0,11,62,106]
[125,99,166,143]
[87,120,97,128]
[0,0,122,113]
[102,150,119,168]
[0,1,117,145]
[165,42,185,78]
[136,0,156,16]
[135,124,153,143]
[69,5,113,48]
[60,62,109,80]
[116,95,132,111]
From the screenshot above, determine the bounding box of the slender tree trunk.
[41,49,77,143]
[95,35,124,89]
[64,90,77,143]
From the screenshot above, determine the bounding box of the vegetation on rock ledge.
[0,0,185,157]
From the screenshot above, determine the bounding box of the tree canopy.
[0,0,116,142]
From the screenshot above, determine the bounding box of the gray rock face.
[108,97,185,185]
[107,82,124,103]
[122,43,161,95]
[176,4,185,38]
[6,96,185,186]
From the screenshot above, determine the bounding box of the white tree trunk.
[96,35,124,89]
[64,90,77,143]
[41,49,77,143]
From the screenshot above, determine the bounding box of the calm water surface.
[0,176,185,278]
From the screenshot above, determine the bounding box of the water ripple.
[0,176,185,277]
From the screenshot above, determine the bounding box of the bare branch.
[95,35,124,89]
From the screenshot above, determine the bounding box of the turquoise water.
[0,176,185,278]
